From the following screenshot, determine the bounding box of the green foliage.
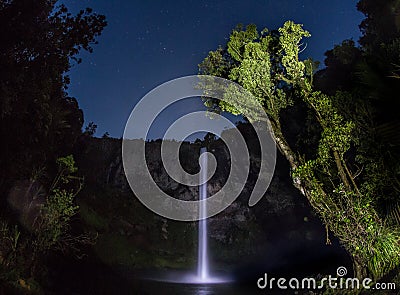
[199,47,230,77]
[0,156,87,291]
[305,92,355,159]
[278,21,311,82]
[56,154,78,175]
[365,226,400,279]
[227,24,259,61]
[200,21,305,125]
[199,19,400,281]
[0,222,21,271]
[35,189,79,251]
[34,155,82,253]
[0,221,41,292]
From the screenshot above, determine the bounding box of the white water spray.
[198,147,209,280]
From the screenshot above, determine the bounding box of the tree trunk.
[273,125,370,282]
[352,254,368,280]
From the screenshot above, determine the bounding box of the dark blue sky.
[63,0,363,139]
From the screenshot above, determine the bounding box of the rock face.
[78,126,342,268]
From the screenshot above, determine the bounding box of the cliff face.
[76,125,345,271]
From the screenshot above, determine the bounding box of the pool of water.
[137,280,263,295]
[128,269,285,294]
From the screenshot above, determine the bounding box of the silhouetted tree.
[83,122,98,137]
[314,0,400,226]
[0,0,106,290]
[0,0,106,190]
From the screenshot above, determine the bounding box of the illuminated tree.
[199,21,400,280]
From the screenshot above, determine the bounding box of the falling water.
[198,147,209,281]
[141,147,231,285]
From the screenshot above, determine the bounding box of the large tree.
[0,0,106,189]
[199,21,400,281]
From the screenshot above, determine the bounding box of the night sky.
[63,0,363,139]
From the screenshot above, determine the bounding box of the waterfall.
[198,147,209,280]
[146,146,231,285]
